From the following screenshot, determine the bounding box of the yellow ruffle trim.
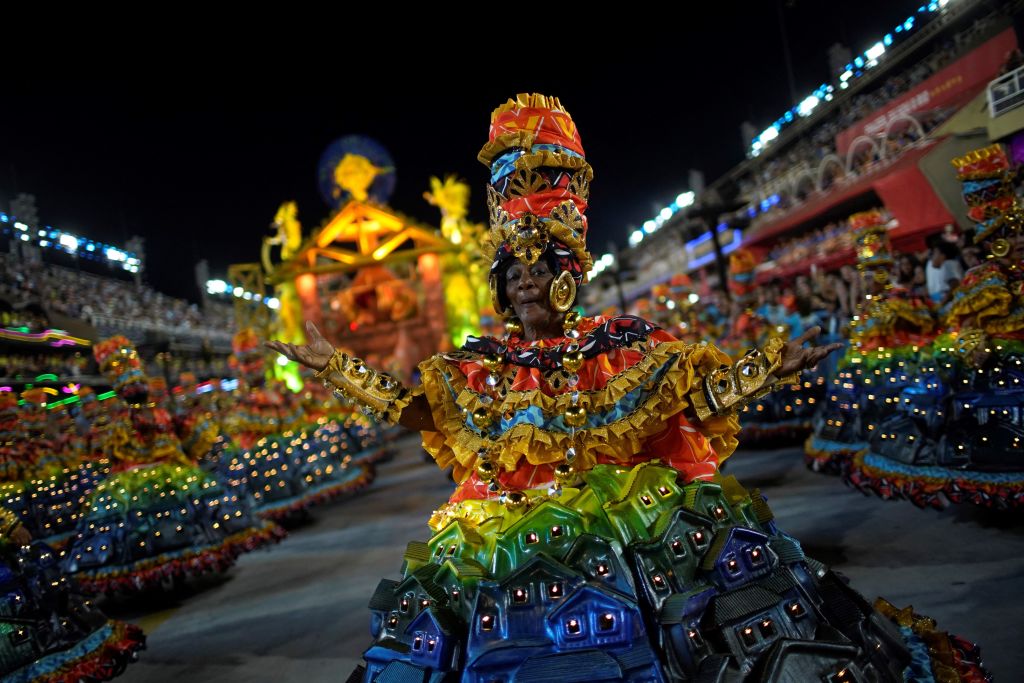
[478,131,537,166]
[513,152,593,179]
[418,340,740,484]
[947,282,1013,330]
[428,486,586,533]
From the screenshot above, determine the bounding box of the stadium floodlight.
[676,191,695,208]
[797,95,820,117]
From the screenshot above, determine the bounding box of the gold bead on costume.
[504,318,523,336]
[553,463,576,485]
[476,461,497,481]
[562,310,581,333]
[991,237,1011,258]
[564,405,587,428]
[472,407,493,428]
[562,351,584,374]
[504,491,528,510]
[482,354,503,373]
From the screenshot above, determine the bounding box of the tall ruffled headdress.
[94,335,146,392]
[479,94,593,315]
[952,144,1023,257]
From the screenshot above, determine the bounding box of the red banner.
[835,28,1018,155]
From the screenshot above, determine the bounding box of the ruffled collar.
[458,315,660,371]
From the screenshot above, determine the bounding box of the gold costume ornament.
[549,270,577,313]
[688,337,797,422]
[315,350,418,424]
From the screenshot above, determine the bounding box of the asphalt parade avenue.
[112,434,1024,681]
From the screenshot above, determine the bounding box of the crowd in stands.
[724,228,973,345]
[0,253,234,335]
[0,308,49,333]
[0,352,91,379]
[739,14,1003,217]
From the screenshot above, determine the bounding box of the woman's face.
[505,258,557,328]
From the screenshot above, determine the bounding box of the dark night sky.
[1,2,922,301]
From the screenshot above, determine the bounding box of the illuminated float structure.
[804,210,937,473]
[206,138,493,517]
[844,145,1024,509]
[62,336,282,594]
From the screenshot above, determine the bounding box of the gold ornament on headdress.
[481,187,593,273]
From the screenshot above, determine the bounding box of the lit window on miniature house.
[434,545,445,558]
[657,485,672,497]
[670,539,685,557]
[550,525,564,538]
[747,546,766,566]
[480,614,495,631]
[724,555,741,574]
[450,589,460,602]
[399,597,410,613]
[447,545,457,557]
[427,638,437,653]
[387,613,399,628]
[640,494,654,506]
[565,617,583,636]
[547,582,564,599]
[739,625,757,647]
[651,572,668,590]
[687,628,705,647]
[690,529,709,549]
[525,531,540,545]
[597,613,616,632]
[828,668,854,683]
[709,504,727,521]
[512,587,529,604]
[413,636,423,650]
[758,618,775,637]
[595,562,610,577]
[787,601,806,618]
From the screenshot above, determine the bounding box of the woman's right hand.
[264,321,336,372]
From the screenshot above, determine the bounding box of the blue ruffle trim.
[809,436,868,453]
[900,625,936,683]
[5,622,115,683]
[863,452,1024,485]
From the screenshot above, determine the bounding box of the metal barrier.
[988,64,1024,117]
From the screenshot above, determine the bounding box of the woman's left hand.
[776,326,844,378]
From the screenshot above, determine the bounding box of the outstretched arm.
[690,325,843,422]
[265,321,436,432]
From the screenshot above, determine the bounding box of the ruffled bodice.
[946,261,1024,337]
[417,316,739,522]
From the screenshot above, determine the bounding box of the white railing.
[988,64,1024,117]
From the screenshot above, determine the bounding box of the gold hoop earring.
[489,274,512,318]
[549,271,576,313]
